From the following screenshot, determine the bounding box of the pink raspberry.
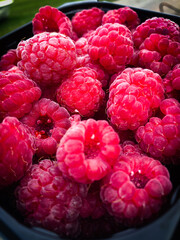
[88,23,134,74]
[72,7,104,37]
[75,37,89,56]
[107,67,165,130]
[56,67,105,117]
[100,153,172,226]
[136,98,180,164]
[21,98,71,157]
[133,17,180,48]
[163,64,180,100]
[56,118,121,183]
[0,66,41,120]
[76,54,110,88]
[135,33,180,77]
[0,117,34,189]
[16,32,77,87]
[0,49,19,71]
[102,7,140,31]
[32,5,75,39]
[15,159,88,237]
[80,181,107,219]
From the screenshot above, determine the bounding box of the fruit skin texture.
[56,67,105,117]
[88,23,134,74]
[0,66,41,120]
[107,67,164,131]
[72,7,104,37]
[136,98,180,164]
[56,118,121,183]
[20,98,71,157]
[32,5,75,39]
[100,153,172,226]
[0,117,34,189]
[15,159,88,237]
[133,17,180,48]
[16,32,77,87]
[102,7,140,31]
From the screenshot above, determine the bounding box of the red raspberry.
[100,153,172,226]
[72,7,104,37]
[163,64,180,100]
[80,181,107,219]
[15,159,88,237]
[136,98,180,164]
[133,17,180,48]
[76,54,110,88]
[0,66,41,120]
[102,7,140,31]
[56,118,121,183]
[16,32,77,87]
[0,117,34,189]
[21,98,71,157]
[135,33,180,77]
[32,5,75,39]
[0,49,19,71]
[88,23,134,74]
[75,37,89,56]
[107,67,165,130]
[56,67,105,117]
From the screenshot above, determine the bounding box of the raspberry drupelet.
[0,117,35,189]
[0,49,19,71]
[0,66,41,120]
[72,7,104,37]
[20,98,71,157]
[102,7,140,31]
[56,67,105,117]
[56,118,121,184]
[107,67,165,131]
[88,23,134,74]
[32,5,76,40]
[15,159,88,238]
[16,32,77,87]
[136,98,180,164]
[133,17,180,48]
[100,153,172,226]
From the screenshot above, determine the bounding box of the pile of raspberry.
[0,4,180,239]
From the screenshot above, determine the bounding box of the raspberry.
[135,33,180,76]
[56,118,121,183]
[75,37,89,56]
[100,153,172,226]
[0,66,41,120]
[107,67,164,130]
[0,117,34,189]
[15,159,88,237]
[102,7,140,31]
[163,64,180,100]
[133,17,180,48]
[21,98,71,157]
[0,49,19,71]
[76,54,110,88]
[32,5,75,39]
[80,181,107,219]
[88,23,134,74]
[56,67,105,117]
[16,32,77,87]
[72,7,104,37]
[136,98,180,164]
